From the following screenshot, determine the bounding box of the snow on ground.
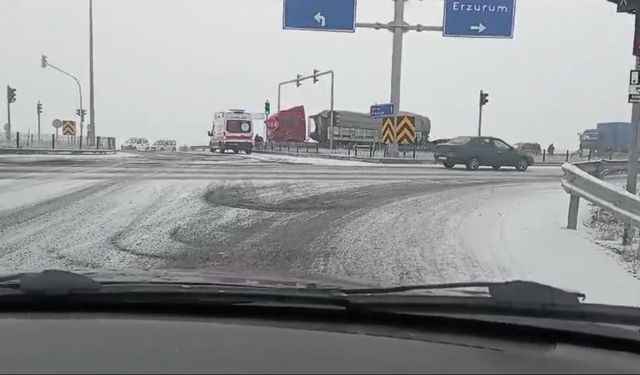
[246,153,383,167]
[315,182,640,307]
[0,179,105,212]
[0,152,139,163]
[460,183,640,307]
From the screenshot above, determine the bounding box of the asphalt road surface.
[0,151,563,285]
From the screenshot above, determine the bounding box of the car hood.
[75,268,374,290]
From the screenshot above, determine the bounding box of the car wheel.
[465,158,479,171]
[443,161,455,169]
[492,165,501,170]
[234,149,239,154]
[172,148,176,152]
[160,148,165,152]
[245,148,252,155]
[516,157,529,171]
[209,147,215,153]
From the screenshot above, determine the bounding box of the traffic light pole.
[42,60,84,149]
[6,91,11,141]
[277,69,335,150]
[478,101,484,137]
[356,0,443,158]
[37,102,41,142]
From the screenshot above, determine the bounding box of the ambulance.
[208,110,254,154]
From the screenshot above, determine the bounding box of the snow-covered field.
[0,152,637,307]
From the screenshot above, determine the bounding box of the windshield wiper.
[0,270,101,294]
[342,280,586,306]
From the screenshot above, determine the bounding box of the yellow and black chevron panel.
[396,116,416,145]
[380,117,396,144]
[62,120,76,136]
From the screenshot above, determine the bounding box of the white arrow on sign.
[314,12,326,27]
[470,23,487,33]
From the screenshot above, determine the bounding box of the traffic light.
[331,111,341,126]
[264,100,271,116]
[296,74,302,88]
[76,108,87,121]
[7,86,16,103]
[480,90,489,106]
[41,55,48,68]
[313,69,320,84]
[37,101,43,114]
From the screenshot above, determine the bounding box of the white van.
[151,140,177,152]
[121,137,151,151]
[208,110,254,154]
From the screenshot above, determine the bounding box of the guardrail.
[561,160,638,230]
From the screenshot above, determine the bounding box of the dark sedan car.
[434,136,534,171]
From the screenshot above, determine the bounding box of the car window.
[448,136,472,145]
[493,140,511,152]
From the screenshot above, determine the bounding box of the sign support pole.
[625,57,640,244]
[356,1,442,158]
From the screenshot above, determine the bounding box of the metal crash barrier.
[561,160,639,230]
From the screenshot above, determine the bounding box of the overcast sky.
[0,0,635,148]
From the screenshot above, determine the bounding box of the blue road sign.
[283,0,357,33]
[370,103,394,118]
[443,0,516,39]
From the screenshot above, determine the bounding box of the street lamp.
[41,54,85,148]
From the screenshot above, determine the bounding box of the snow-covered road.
[0,152,637,306]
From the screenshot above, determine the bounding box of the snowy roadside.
[314,181,640,307]
[582,176,640,279]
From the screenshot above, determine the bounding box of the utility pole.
[478,90,489,136]
[356,0,442,158]
[88,0,96,146]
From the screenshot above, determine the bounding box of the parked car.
[121,137,151,151]
[151,139,177,152]
[434,136,534,171]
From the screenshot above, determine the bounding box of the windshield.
[3,0,640,313]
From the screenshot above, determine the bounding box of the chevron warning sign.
[396,116,416,145]
[380,117,395,144]
[62,120,76,136]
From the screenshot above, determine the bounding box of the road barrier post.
[413,146,416,159]
[287,144,290,152]
[588,149,592,161]
[402,151,406,158]
[16,132,20,148]
[316,144,319,154]
[296,145,299,153]
[51,134,55,149]
[542,150,546,162]
[96,136,100,149]
[370,144,373,158]
[567,194,580,230]
[566,150,569,162]
[609,152,613,160]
